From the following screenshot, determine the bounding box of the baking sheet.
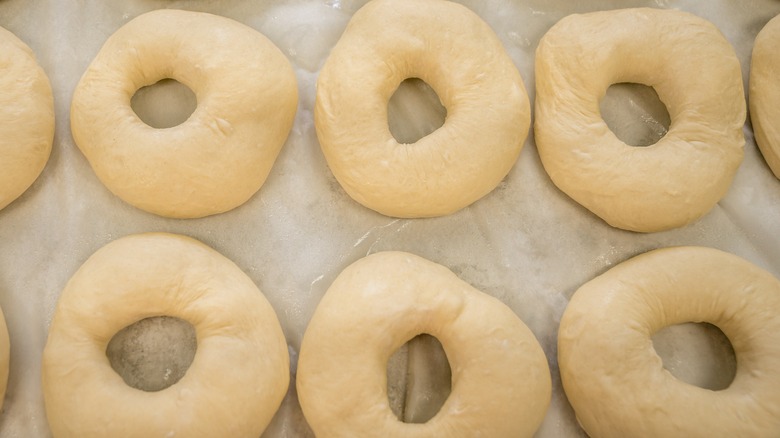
[1,0,779,436]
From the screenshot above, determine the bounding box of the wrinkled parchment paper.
[1,0,779,436]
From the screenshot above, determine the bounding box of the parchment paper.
[1,0,779,436]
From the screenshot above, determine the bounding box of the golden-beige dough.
[71,10,298,218]
[750,14,780,179]
[297,251,551,437]
[0,27,54,211]
[42,233,289,437]
[559,246,780,437]
[315,0,530,218]
[535,9,745,232]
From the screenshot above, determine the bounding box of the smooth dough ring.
[297,251,551,437]
[71,10,298,218]
[315,0,530,218]
[559,246,780,437]
[0,27,54,211]
[42,233,289,437]
[750,14,780,179]
[535,9,745,232]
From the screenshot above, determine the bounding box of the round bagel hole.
[131,78,197,129]
[388,78,447,144]
[651,322,736,391]
[106,316,197,392]
[386,334,452,423]
[600,82,670,147]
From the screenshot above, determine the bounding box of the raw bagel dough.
[315,0,530,218]
[0,27,54,211]
[42,233,289,437]
[297,251,551,437]
[750,14,780,179]
[559,246,780,437]
[535,9,745,232]
[71,10,298,218]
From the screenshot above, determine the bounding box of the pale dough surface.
[71,9,298,218]
[535,8,746,232]
[0,26,54,211]
[559,246,780,437]
[297,251,551,438]
[750,14,780,179]
[316,0,530,218]
[41,233,290,437]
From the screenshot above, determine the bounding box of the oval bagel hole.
[387,334,452,423]
[388,78,447,144]
[131,78,197,129]
[600,82,671,147]
[651,322,736,391]
[106,316,197,392]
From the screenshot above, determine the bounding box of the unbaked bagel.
[0,26,54,211]
[750,14,780,179]
[315,0,530,218]
[71,9,298,218]
[535,8,745,232]
[559,246,780,437]
[42,233,289,437]
[297,251,551,437]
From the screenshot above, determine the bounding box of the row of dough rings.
[750,13,780,180]
[42,233,780,436]
[534,8,747,233]
[71,5,775,227]
[42,233,290,437]
[13,5,776,229]
[559,246,780,436]
[42,235,551,437]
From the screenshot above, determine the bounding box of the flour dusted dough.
[71,10,298,218]
[316,0,530,218]
[535,9,745,232]
[297,251,551,437]
[750,14,780,179]
[42,233,289,437]
[559,246,780,437]
[0,27,54,211]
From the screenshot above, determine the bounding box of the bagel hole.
[600,83,670,147]
[106,316,197,392]
[131,78,197,129]
[388,78,447,144]
[652,322,736,391]
[387,334,452,423]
